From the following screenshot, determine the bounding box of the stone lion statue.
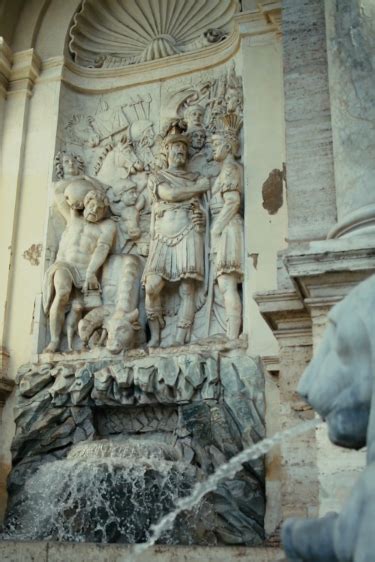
[282,274,375,562]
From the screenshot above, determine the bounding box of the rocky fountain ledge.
[3,345,268,548]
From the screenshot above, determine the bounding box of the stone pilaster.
[0,38,12,136]
[282,0,337,242]
[0,48,41,352]
[0,159,14,503]
[255,290,319,529]
[284,239,373,516]
[325,0,375,238]
[256,237,375,524]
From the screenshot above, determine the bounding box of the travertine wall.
[282,0,336,243]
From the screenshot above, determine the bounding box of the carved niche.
[8,28,266,546]
[68,0,238,68]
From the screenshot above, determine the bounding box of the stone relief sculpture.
[54,151,85,180]
[68,0,238,69]
[78,254,145,354]
[225,62,244,116]
[210,114,244,340]
[108,182,147,255]
[64,114,101,148]
[94,135,144,187]
[282,274,375,562]
[185,105,221,179]
[143,122,210,347]
[47,62,243,354]
[5,42,266,549]
[43,183,116,352]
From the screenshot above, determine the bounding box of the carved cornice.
[255,242,375,346]
[284,239,375,303]
[0,37,13,99]
[234,8,280,41]
[261,355,280,375]
[8,49,42,97]
[254,289,312,345]
[257,1,282,34]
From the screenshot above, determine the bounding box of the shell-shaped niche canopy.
[69,0,239,69]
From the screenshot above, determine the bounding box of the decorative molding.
[2,6,279,95]
[35,56,64,85]
[234,8,280,41]
[60,8,277,93]
[0,37,13,99]
[257,1,282,34]
[261,355,280,375]
[62,28,241,93]
[284,241,375,302]
[285,245,375,279]
[255,243,375,349]
[69,0,239,69]
[254,289,312,344]
[8,49,42,97]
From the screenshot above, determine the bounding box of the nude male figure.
[43,182,116,352]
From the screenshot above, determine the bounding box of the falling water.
[4,438,207,544]
[129,418,323,561]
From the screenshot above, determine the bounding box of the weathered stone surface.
[262,168,284,215]
[325,0,375,238]
[37,59,244,355]
[0,542,285,562]
[6,351,265,546]
[18,364,53,398]
[0,0,289,543]
[282,275,375,561]
[0,541,48,562]
[15,353,222,410]
[282,0,336,241]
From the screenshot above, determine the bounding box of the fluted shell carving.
[69,0,239,68]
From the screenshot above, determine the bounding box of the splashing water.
[4,438,206,544]
[129,418,323,561]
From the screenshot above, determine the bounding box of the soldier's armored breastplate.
[154,201,193,240]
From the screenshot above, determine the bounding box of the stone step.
[0,542,285,562]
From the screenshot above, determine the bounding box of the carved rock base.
[4,349,265,546]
